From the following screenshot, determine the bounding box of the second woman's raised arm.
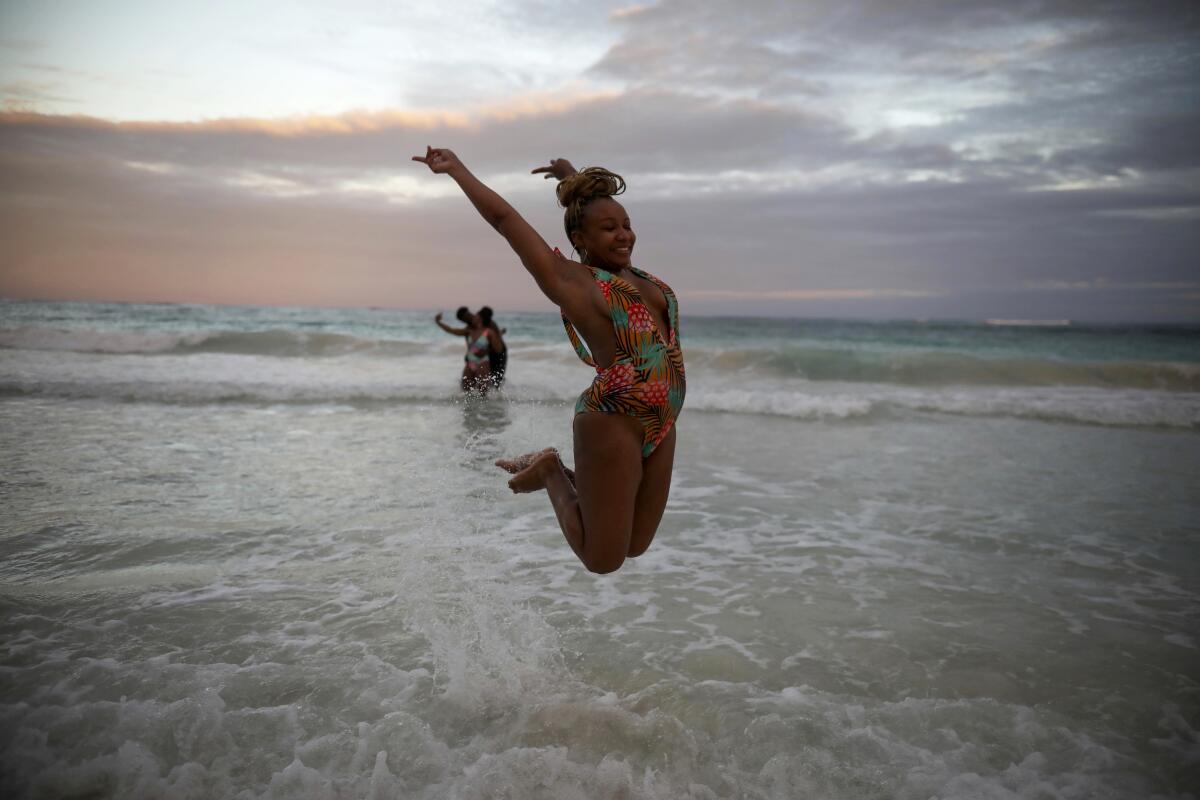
[434,312,467,336]
[413,147,584,309]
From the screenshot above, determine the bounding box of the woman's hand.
[531,158,577,181]
[435,312,443,323]
[413,146,464,175]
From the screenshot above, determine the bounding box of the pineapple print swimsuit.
[562,264,686,458]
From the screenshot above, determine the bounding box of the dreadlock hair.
[556,167,626,252]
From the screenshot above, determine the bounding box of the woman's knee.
[585,553,626,575]
[626,540,649,558]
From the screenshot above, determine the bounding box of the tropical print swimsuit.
[562,264,686,458]
[465,332,490,365]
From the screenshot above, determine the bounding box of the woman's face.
[575,197,635,269]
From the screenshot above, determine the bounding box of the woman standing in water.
[434,306,496,394]
[413,148,684,574]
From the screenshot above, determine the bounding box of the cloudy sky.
[1,0,1197,321]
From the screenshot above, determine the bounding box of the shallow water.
[2,301,1199,798]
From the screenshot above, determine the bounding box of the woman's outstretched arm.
[413,147,587,310]
[433,312,468,336]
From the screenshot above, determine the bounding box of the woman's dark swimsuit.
[562,265,685,458]
[488,346,507,386]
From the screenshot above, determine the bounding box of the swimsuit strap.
[561,313,597,368]
[556,249,598,368]
[560,263,601,368]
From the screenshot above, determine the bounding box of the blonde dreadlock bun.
[557,167,626,241]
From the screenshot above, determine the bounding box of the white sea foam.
[3,345,1198,431]
[3,304,1198,799]
[0,325,212,354]
[688,388,875,419]
[5,316,1200,390]
[0,325,429,358]
[886,385,1200,429]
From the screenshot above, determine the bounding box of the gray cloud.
[1,1,1197,320]
[3,105,1196,321]
[592,0,1200,185]
[0,38,41,53]
[0,147,533,309]
[1,80,75,107]
[0,90,862,180]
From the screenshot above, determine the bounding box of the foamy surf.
[2,299,1197,799]
[4,310,1200,391]
[0,325,431,358]
[3,345,1197,429]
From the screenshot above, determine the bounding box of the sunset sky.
[1,0,1197,320]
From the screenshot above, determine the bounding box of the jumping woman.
[413,149,685,574]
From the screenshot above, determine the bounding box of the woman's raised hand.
[531,158,577,181]
[413,146,463,175]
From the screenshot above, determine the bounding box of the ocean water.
[1,298,1198,799]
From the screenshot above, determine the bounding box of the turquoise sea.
[2,299,1198,798]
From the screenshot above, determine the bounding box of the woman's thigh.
[572,412,644,573]
[628,425,675,558]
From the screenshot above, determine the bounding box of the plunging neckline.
[606,266,676,349]
[560,262,681,371]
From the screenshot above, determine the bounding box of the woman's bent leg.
[570,412,643,573]
[502,413,643,574]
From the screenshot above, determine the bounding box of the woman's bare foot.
[506,450,565,493]
[495,448,556,474]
